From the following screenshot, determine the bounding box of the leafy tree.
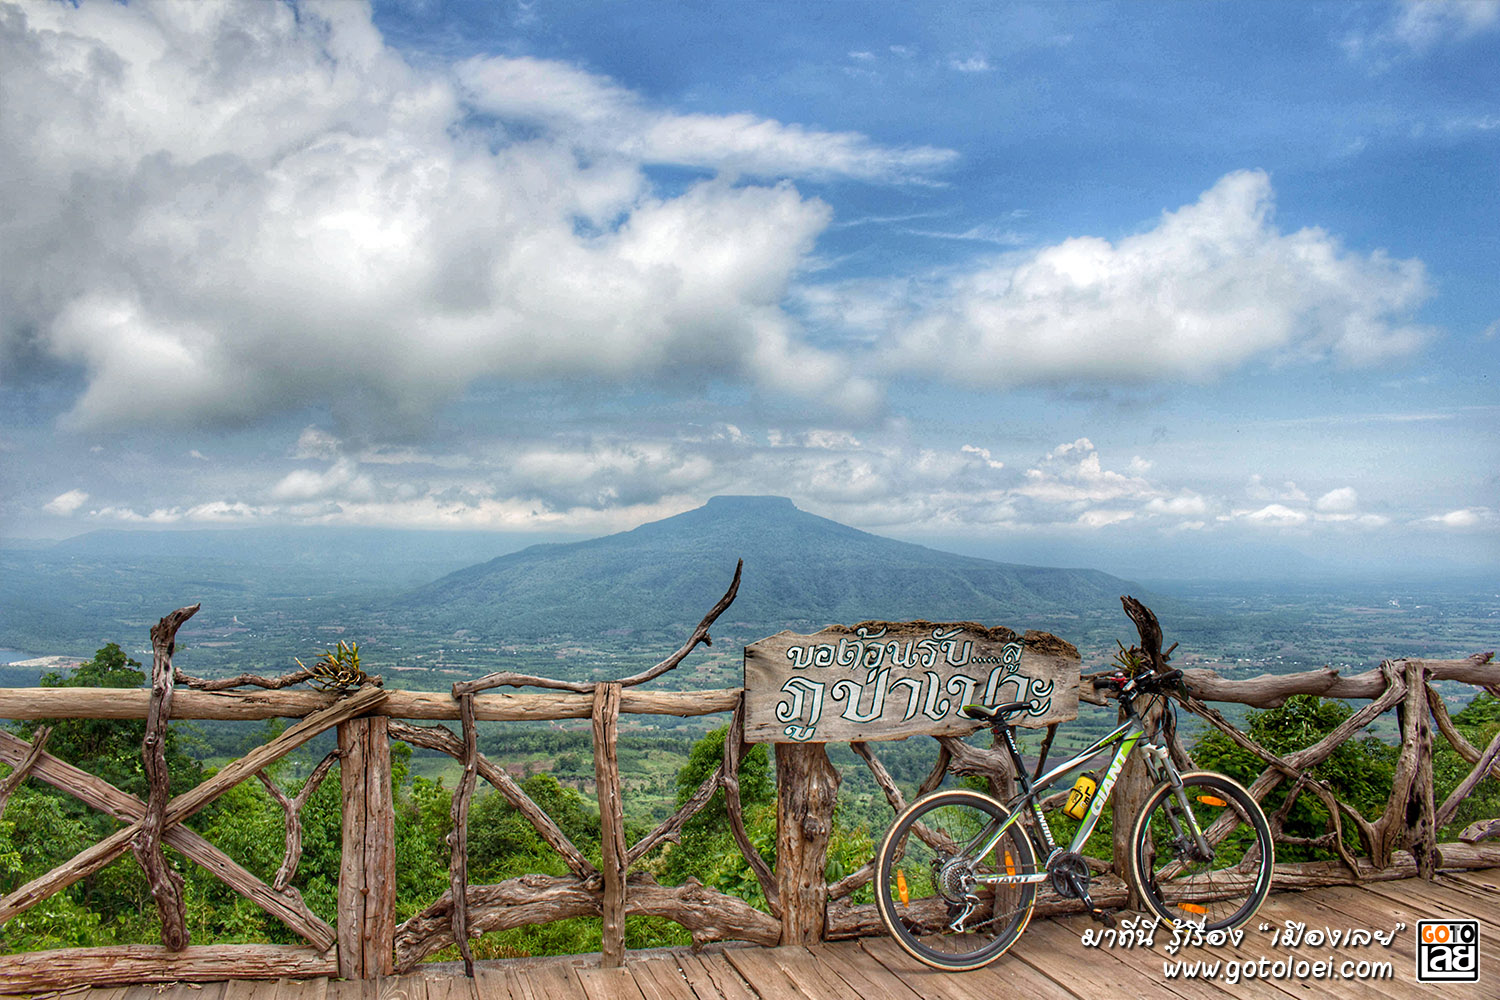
[660,726,775,906]
[1191,694,1397,861]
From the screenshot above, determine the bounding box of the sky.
[0,0,1496,579]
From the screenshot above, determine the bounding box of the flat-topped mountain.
[397,495,1139,640]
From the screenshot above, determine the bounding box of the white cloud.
[1314,487,1359,514]
[1423,507,1491,529]
[1233,504,1310,528]
[1342,0,1500,65]
[0,1,927,433]
[889,170,1432,386]
[1018,438,1158,504]
[1247,475,1309,503]
[1391,0,1499,51]
[455,54,957,182]
[43,489,89,516]
[271,459,376,503]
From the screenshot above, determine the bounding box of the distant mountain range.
[394,495,1141,640]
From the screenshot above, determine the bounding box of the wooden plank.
[857,935,1077,1000]
[470,964,518,1000]
[720,947,805,1000]
[1016,917,1201,1000]
[628,958,700,1000]
[726,944,866,1000]
[0,946,337,992]
[575,964,647,1000]
[808,940,924,1000]
[1251,894,1420,1000]
[1048,913,1303,1000]
[669,950,757,1000]
[220,981,264,1000]
[523,961,583,998]
[1439,868,1500,894]
[374,974,425,1000]
[1361,880,1500,933]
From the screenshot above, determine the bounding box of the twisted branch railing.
[0,580,1494,990]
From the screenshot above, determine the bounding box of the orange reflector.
[1180,903,1207,914]
[1197,795,1228,807]
[1005,850,1015,877]
[897,870,909,906]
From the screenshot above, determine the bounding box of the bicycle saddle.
[960,700,1034,723]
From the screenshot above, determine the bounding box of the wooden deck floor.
[20,870,1497,1000]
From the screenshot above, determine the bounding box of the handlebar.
[1091,669,1186,696]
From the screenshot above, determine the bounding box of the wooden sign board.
[743,621,1080,744]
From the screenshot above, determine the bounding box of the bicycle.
[874,668,1274,971]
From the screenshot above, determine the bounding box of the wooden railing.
[0,583,1495,991]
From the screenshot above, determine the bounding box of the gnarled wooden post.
[338,715,394,979]
[774,742,839,945]
[593,683,627,967]
[137,604,199,952]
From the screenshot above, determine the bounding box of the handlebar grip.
[1091,675,1125,690]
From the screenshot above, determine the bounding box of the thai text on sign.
[743,621,1080,743]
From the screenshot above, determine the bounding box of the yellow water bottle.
[1063,771,1099,820]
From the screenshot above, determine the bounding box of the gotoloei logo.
[1416,919,1480,983]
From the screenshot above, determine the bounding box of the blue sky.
[0,0,1495,578]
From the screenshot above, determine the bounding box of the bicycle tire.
[1129,771,1274,930]
[875,788,1038,971]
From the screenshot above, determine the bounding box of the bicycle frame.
[961,713,1182,886]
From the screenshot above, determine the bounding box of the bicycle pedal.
[1088,907,1116,928]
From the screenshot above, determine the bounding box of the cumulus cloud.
[1314,487,1360,514]
[889,170,1432,386]
[43,489,89,516]
[1423,507,1491,529]
[0,1,926,433]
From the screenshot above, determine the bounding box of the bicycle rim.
[875,788,1038,971]
[1131,772,1274,930]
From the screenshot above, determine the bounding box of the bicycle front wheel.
[875,788,1038,971]
[1130,771,1273,930]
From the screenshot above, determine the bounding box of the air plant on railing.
[296,640,372,691]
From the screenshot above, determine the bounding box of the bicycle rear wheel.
[1130,771,1273,930]
[875,788,1038,971]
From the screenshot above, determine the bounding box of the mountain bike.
[874,668,1274,971]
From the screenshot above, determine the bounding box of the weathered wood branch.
[452,560,742,696]
[850,742,907,816]
[721,697,778,916]
[0,945,336,992]
[0,684,387,925]
[1459,818,1500,843]
[1179,651,1495,708]
[627,759,723,866]
[448,693,479,977]
[0,731,334,951]
[0,686,742,721]
[1436,706,1500,828]
[0,725,50,818]
[393,872,780,971]
[593,683,627,968]
[1428,683,1500,781]
[388,720,595,878]
[136,604,198,952]
[255,750,342,892]
[174,667,315,691]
